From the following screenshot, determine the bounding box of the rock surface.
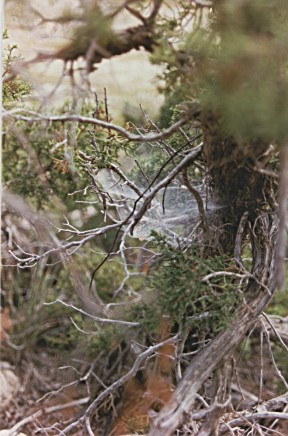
[0,362,20,410]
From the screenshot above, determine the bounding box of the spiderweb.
[96,167,225,241]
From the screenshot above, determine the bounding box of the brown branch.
[32,22,158,71]
[148,0,164,23]
[126,5,147,24]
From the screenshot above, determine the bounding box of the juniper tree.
[3,1,288,434]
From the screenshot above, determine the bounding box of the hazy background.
[4,0,165,120]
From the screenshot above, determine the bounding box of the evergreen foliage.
[2,2,288,434]
[135,233,241,336]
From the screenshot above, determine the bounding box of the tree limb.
[3,109,189,143]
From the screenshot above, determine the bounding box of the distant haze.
[4,0,164,120]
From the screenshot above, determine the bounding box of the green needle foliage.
[135,233,242,336]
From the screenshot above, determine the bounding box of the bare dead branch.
[61,334,179,434]
[44,299,139,327]
[222,411,288,429]
[3,109,189,143]
[258,391,288,412]
[192,0,213,7]
[109,163,143,197]
[7,410,43,436]
[7,397,90,436]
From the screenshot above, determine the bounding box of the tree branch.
[222,411,288,429]
[3,109,189,143]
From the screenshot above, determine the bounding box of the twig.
[8,221,122,267]
[126,5,147,24]
[85,416,94,436]
[109,163,142,197]
[45,397,90,414]
[201,271,248,282]
[192,0,212,7]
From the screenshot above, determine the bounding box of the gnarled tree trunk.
[149,117,278,435]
